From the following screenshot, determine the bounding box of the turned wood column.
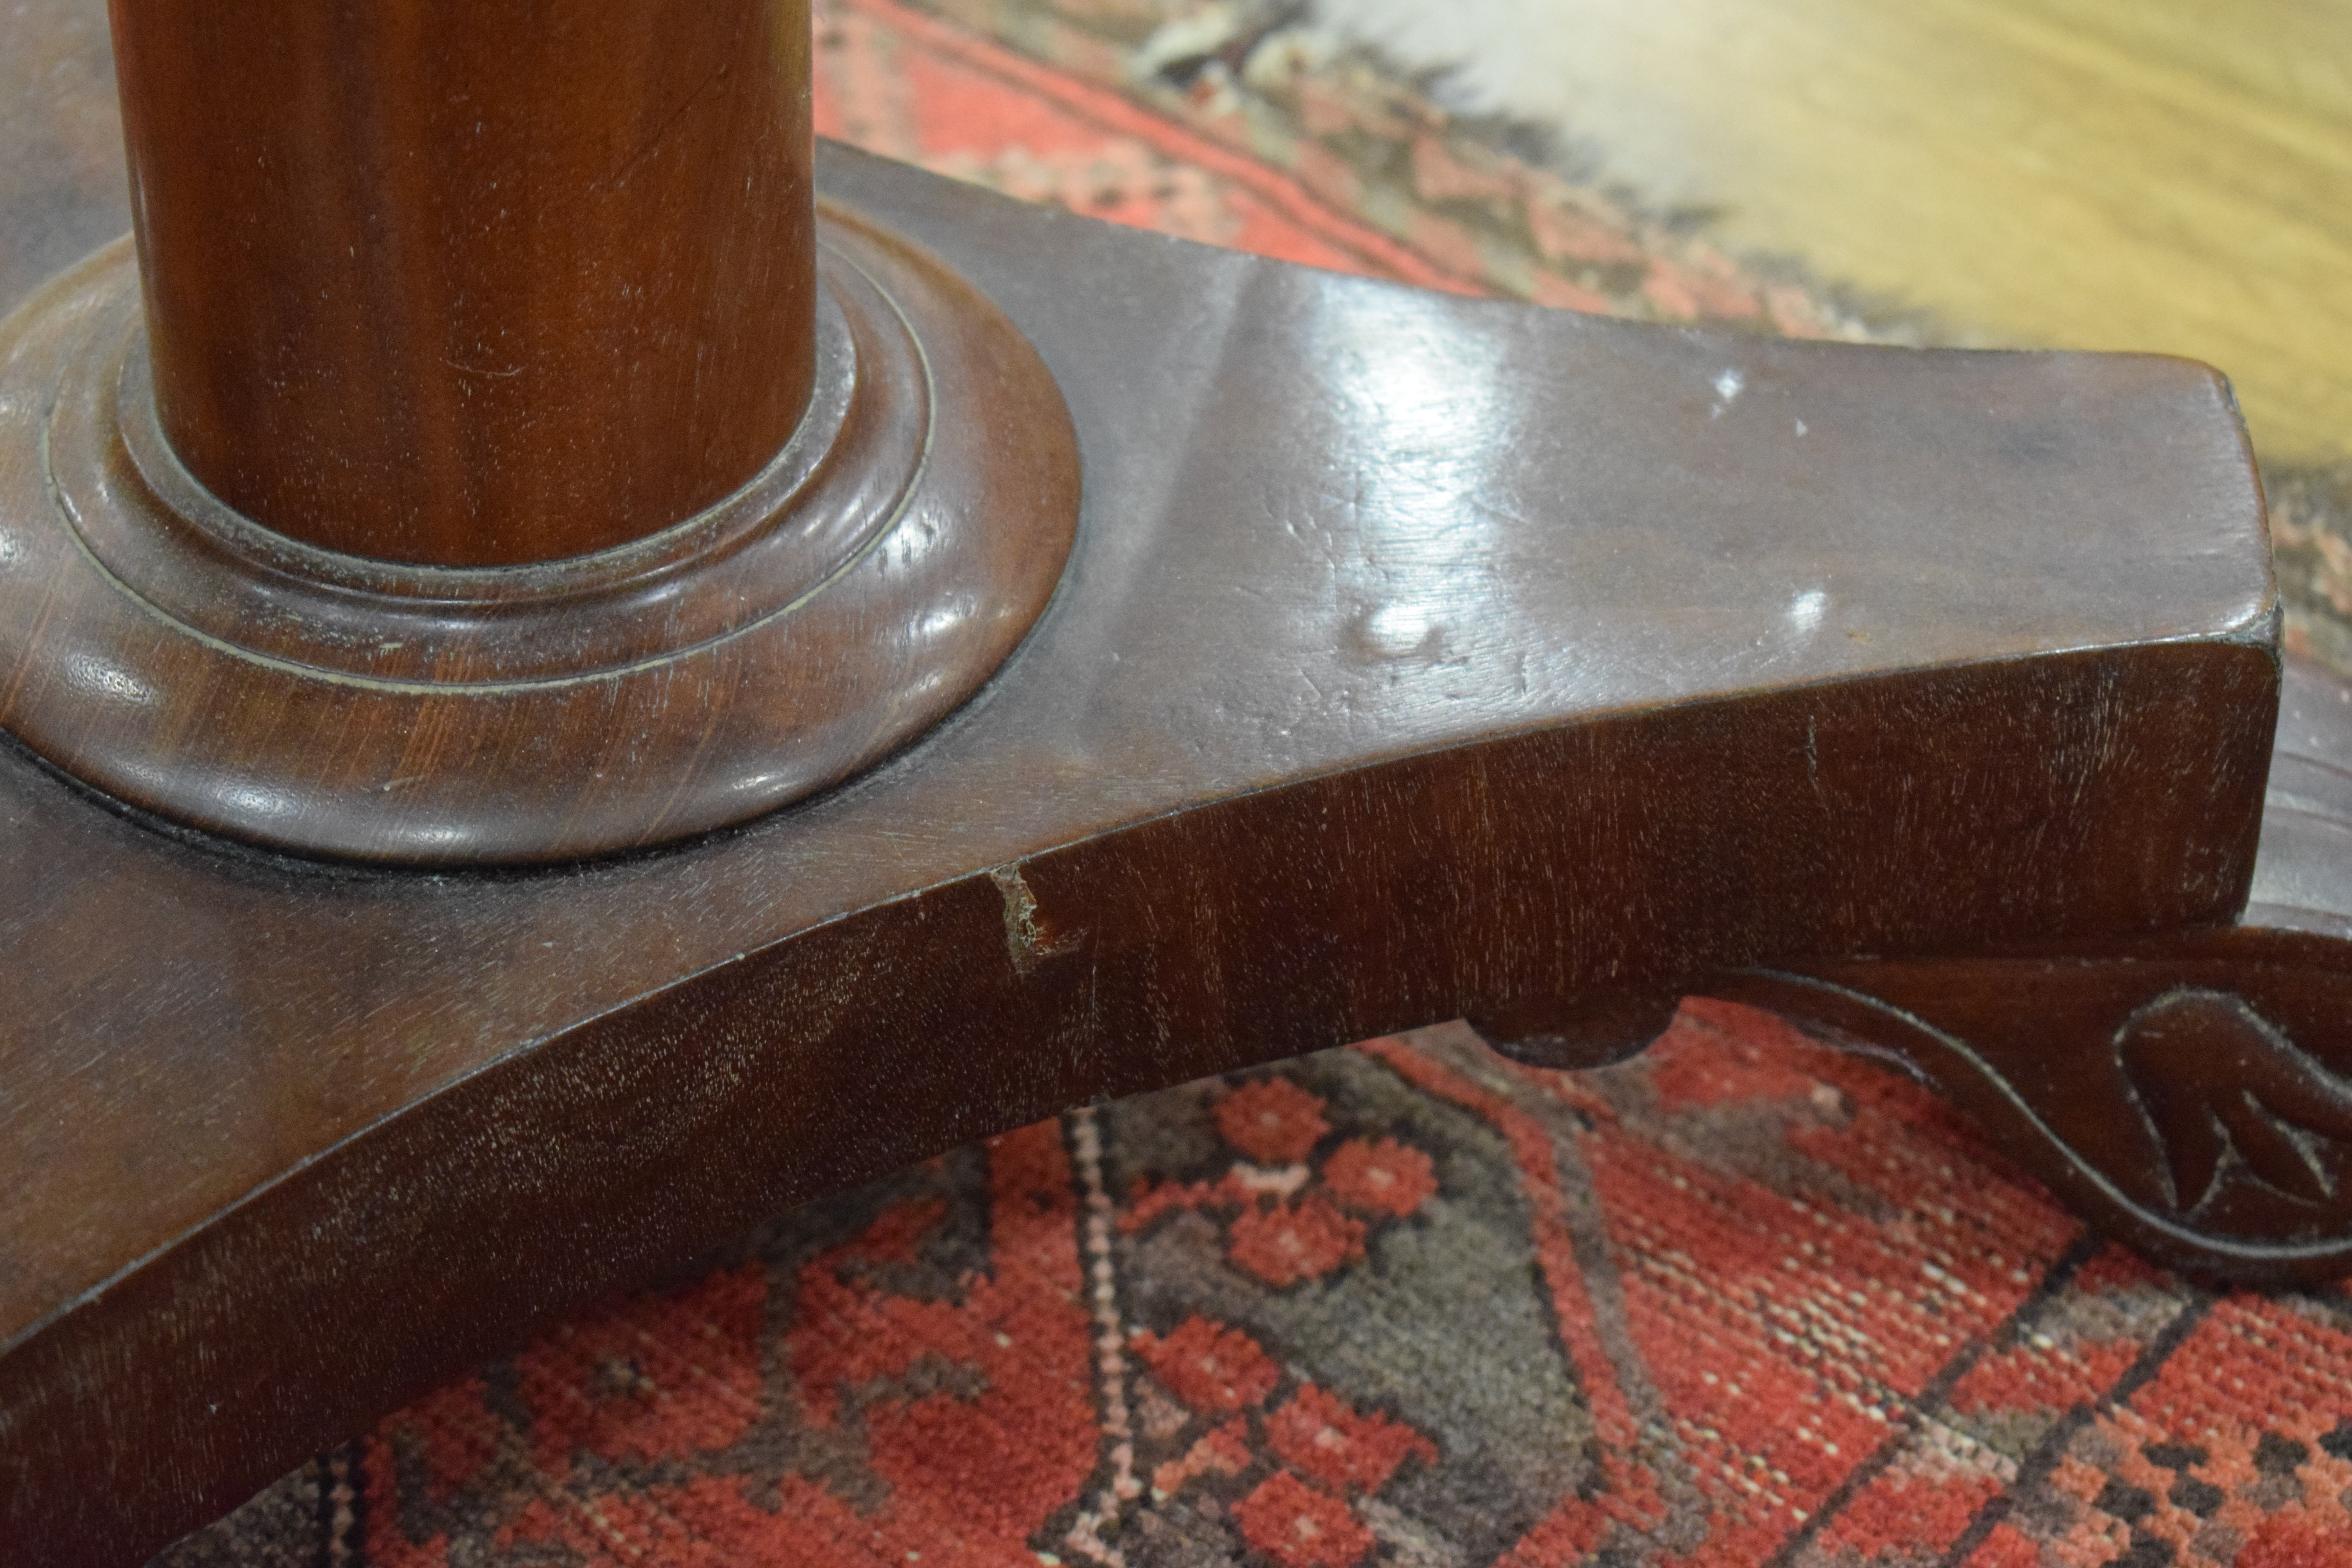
[0,0,1075,858]
[110,0,817,566]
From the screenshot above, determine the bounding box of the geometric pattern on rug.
[165,1014,2352,1567]
[160,1,2352,1562]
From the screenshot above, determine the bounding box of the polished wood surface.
[112,0,817,565]
[1659,657,2352,1286]
[0,143,2283,1564]
[1323,0,2352,467]
[0,5,2335,1562]
[0,199,1078,858]
[0,0,1080,859]
[1709,926,2352,1286]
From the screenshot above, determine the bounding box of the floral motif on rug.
[164,2,2352,1564]
[172,1013,2352,1566]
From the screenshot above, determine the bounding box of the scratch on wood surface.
[989,864,1081,976]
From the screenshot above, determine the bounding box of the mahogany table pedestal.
[2,5,2347,1564]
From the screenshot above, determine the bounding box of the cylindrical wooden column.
[110,0,816,567]
[0,0,1076,861]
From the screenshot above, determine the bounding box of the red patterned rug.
[163,2,2352,1564]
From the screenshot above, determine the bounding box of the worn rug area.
[166,1,2352,1564]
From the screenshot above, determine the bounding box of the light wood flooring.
[1319,0,2352,466]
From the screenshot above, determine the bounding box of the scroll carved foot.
[1695,930,2352,1284]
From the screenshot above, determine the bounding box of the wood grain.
[0,143,2280,1564]
[1710,933,2352,1285]
[0,2,2312,1559]
[1659,658,2352,1287]
[0,200,1079,859]
[111,0,818,564]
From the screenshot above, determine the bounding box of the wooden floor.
[1320,0,2352,468]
